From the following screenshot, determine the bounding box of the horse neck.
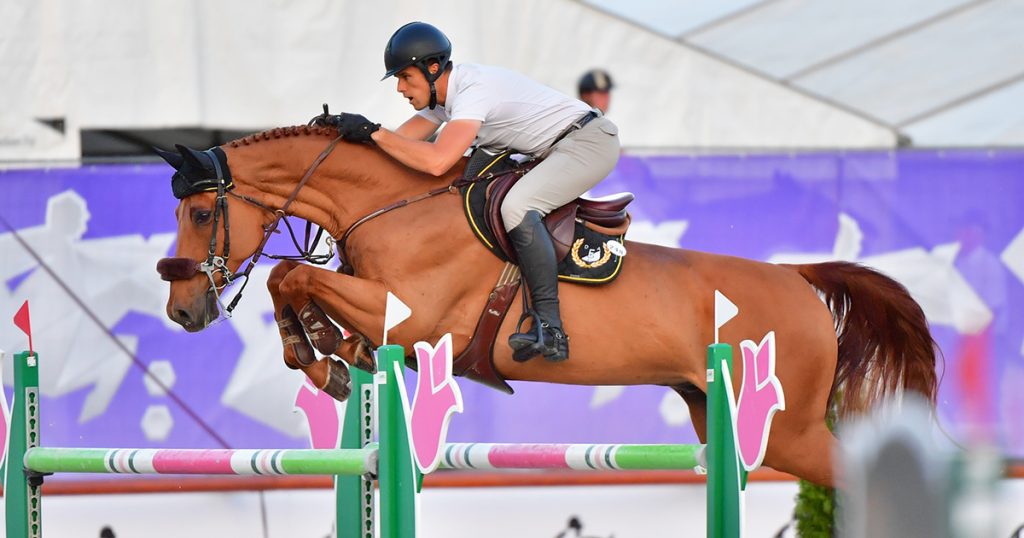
[224,136,463,238]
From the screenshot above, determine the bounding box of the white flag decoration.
[714,290,739,344]
[383,292,412,345]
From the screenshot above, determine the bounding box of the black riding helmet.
[578,69,614,95]
[382,22,452,110]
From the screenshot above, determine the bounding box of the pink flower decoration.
[735,331,786,471]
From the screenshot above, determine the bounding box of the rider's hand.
[335,113,380,143]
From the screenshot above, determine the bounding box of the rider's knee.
[502,202,543,231]
[500,202,519,231]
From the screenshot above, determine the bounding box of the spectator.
[578,69,614,114]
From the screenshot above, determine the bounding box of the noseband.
[157,136,344,316]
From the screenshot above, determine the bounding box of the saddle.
[449,154,634,393]
[486,169,633,263]
[461,157,634,281]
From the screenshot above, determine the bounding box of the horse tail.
[793,261,939,419]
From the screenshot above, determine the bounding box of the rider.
[319,21,620,362]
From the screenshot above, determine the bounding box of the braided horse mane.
[226,125,338,148]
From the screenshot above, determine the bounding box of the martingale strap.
[335,184,458,275]
[332,152,519,275]
[449,262,519,394]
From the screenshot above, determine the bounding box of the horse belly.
[495,243,705,386]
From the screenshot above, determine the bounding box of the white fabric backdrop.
[0,0,897,159]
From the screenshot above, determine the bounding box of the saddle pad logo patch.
[571,238,612,269]
[557,222,625,284]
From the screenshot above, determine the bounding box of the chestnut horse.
[158,125,938,486]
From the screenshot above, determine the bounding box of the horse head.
[155,143,276,332]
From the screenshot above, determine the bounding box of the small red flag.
[13,300,32,355]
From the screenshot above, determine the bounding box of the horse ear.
[175,144,207,169]
[153,146,184,169]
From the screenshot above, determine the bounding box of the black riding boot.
[507,211,569,362]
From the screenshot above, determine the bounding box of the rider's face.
[394,64,439,110]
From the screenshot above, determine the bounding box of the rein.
[158,137,524,315]
[334,166,524,275]
[334,183,458,275]
[222,135,345,313]
[158,135,344,316]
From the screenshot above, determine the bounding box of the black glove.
[308,103,380,143]
[335,113,380,143]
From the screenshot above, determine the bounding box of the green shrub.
[794,479,834,537]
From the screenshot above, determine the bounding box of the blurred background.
[1,1,1023,536]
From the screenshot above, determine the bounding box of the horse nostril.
[175,308,192,325]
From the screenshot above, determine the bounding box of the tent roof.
[586,0,1024,146]
[2,0,907,161]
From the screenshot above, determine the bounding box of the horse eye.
[192,210,212,225]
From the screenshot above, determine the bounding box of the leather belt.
[551,110,600,147]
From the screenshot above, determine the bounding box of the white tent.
[591,0,1024,147]
[0,0,898,161]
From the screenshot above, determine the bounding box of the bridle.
[156,136,512,316]
[157,136,344,316]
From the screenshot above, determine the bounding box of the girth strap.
[450,262,520,394]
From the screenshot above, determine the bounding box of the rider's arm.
[394,115,441,141]
[371,119,480,177]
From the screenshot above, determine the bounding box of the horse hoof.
[320,358,352,402]
[299,301,343,355]
[351,335,377,374]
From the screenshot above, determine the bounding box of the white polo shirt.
[417,63,592,156]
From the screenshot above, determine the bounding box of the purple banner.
[1,150,1022,461]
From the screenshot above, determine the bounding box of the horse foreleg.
[276,263,391,379]
[267,261,351,401]
[268,261,313,369]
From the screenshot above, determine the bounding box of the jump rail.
[23,447,377,476]
[5,344,743,538]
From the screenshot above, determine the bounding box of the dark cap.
[578,69,614,94]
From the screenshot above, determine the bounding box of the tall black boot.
[507,211,569,362]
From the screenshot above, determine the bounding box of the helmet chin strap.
[422,63,443,110]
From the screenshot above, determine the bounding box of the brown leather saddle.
[449,161,634,393]
[483,164,634,263]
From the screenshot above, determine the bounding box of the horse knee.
[267,261,301,291]
[278,264,314,299]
